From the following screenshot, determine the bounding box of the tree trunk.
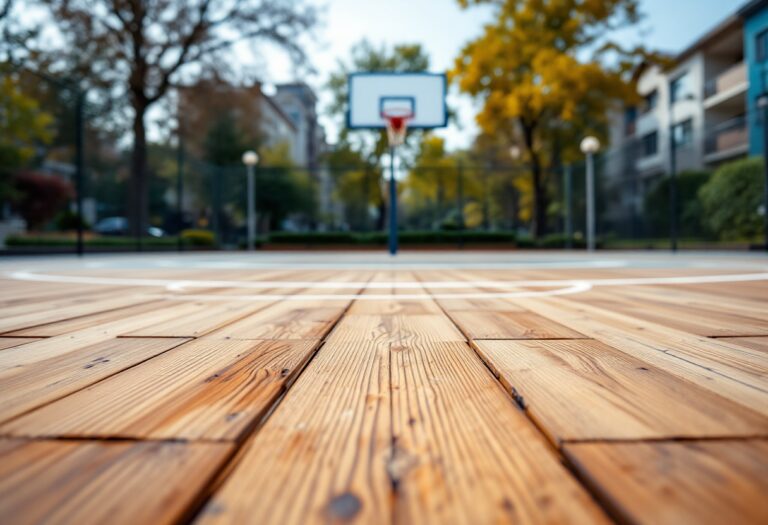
[520,119,548,239]
[130,99,149,248]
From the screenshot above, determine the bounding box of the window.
[641,131,658,157]
[624,106,637,136]
[670,73,690,103]
[672,119,693,147]
[757,29,768,62]
[642,90,658,113]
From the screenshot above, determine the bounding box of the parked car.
[93,217,166,237]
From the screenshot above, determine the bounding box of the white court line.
[6,270,768,300]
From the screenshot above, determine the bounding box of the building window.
[624,106,637,136]
[757,30,768,62]
[642,90,658,113]
[641,131,658,157]
[670,73,690,103]
[672,119,693,147]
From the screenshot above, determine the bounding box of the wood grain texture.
[120,301,272,337]
[0,338,41,351]
[7,299,169,337]
[2,339,318,440]
[391,341,609,524]
[0,294,152,334]
[718,337,768,353]
[196,341,392,525]
[204,302,346,340]
[0,439,231,525]
[516,297,768,417]
[474,339,768,442]
[564,440,768,525]
[448,310,587,340]
[0,337,189,424]
[326,314,466,345]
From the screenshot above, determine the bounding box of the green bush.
[55,210,90,231]
[5,235,176,247]
[644,170,713,238]
[180,229,216,247]
[699,157,765,240]
[538,233,587,249]
[269,232,355,244]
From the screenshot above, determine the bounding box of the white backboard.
[347,72,447,129]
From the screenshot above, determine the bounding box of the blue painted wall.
[745,6,768,155]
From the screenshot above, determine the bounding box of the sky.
[258,0,740,150]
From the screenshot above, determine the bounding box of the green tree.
[0,73,54,204]
[644,170,712,238]
[327,40,431,229]
[452,0,653,238]
[32,0,317,239]
[699,157,765,241]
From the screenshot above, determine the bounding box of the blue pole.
[389,146,398,255]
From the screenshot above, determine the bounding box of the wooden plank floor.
[0,255,767,524]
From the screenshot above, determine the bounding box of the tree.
[452,0,650,238]
[0,73,54,204]
[327,40,430,229]
[699,157,765,241]
[35,0,317,239]
[12,171,72,230]
[644,170,711,238]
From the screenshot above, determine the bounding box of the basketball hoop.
[381,109,413,147]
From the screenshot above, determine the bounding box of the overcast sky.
[258,0,740,150]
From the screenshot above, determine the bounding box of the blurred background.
[1,0,766,253]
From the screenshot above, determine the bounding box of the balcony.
[704,62,747,105]
[705,116,748,161]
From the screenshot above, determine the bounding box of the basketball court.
[0,250,767,524]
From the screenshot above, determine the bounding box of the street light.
[242,150,259,251]
[509,145,521,160]
[580,136,600,252]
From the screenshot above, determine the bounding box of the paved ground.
[0,251,767,524]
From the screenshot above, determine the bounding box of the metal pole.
[564,164,573,249]
[762,101,768,252]
[586,154,595,252]
[74,89,85,257]
[247,165,255,251]
[389,146,398,255]
[669,119,678,252]
[176,122,184,252]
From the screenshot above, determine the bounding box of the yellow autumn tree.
[452,0,653,238]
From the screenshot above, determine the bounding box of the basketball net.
[383,113,412,147]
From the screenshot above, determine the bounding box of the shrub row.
[268,231,517,245]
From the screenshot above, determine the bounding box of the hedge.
[267,231,516,245]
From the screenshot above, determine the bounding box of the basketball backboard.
[347,72,447,130]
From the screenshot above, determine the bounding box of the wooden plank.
[391,340,610,524]
[579,290,768,337]
[447,310,586,340]
[0,301,218,373]
[3,339,319,441]
[515,297,768,417]
[564,440,768,525]
[0,338,41,351]
[0,439,231,525]
[204,302,347,340]
[326,314,466,345]
[0,294,156,334]
[120,300,273,338]
[0,337,189,424]
[347,298,443,315]
[6,299,169,337]
[717,337,768,353]
[474,339,768,442]
[196,341,392,525]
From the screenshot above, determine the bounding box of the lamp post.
[580,136,600,252]
[242,150,259,251]
[759,93,768,252]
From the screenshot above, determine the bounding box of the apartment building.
[603,5,761,234]
[272,83,327,170]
